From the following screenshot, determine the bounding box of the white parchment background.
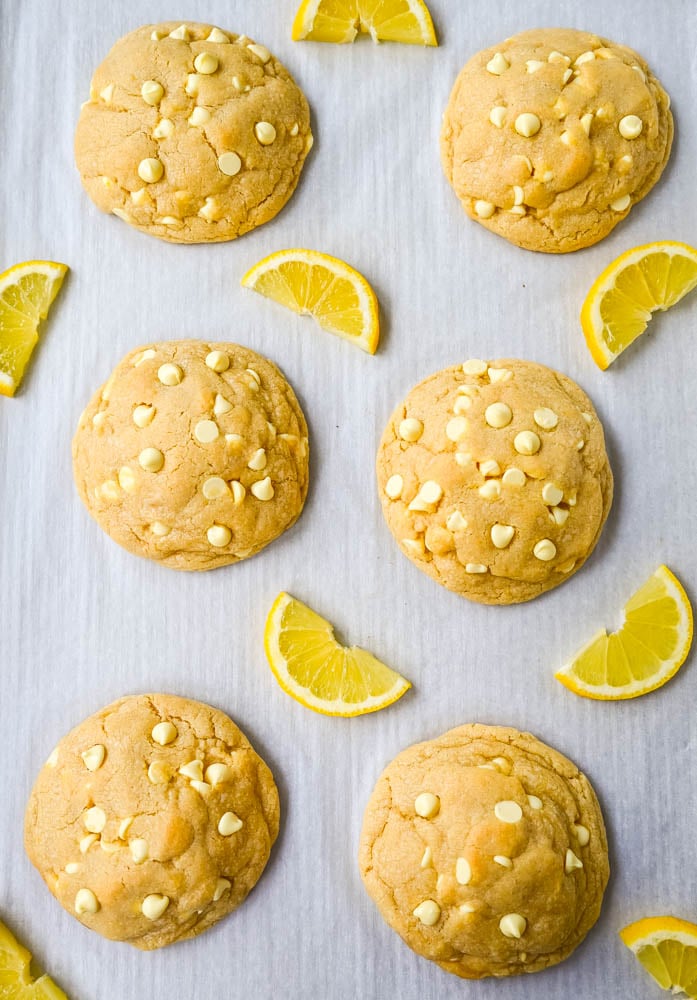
[1,1,696,997]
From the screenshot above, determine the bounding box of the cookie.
[24,694,280,950]
[73,340,309,571]
[441,28,672,252]
[376,358,613,604]
[359,723,609,979]
[75,22,313,243]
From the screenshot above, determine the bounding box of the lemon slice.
[291,0,437,45]
[242,249,380,354]
[0,260,68,397]
[0,919,69,999]
[264,592,411,715]
[555,566,693,700]
[620,916,697,997]
[581,241,697,369]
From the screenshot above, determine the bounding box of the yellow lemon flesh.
[291,0,437,45]
[620,916,697,997]
[0,918,69,999]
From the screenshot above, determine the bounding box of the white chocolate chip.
[118,817,134,840]
[138,448,164,473]
[446,416,468,441]
[83,807,106,834]
[414,792,440,819]
[489,106,506,128]
[218,811,243,836]
[420,847,433,869]
[567,491,577,507]
[137,158,163,184]
[619,114,643,139]
[207,27,229,43]
[168,24,189,40]
[152,118,174,139]
[574,50,595,66]
[486,52,509,75]
[213,878,231,902]
[479,459,501,477]
[474,200,495,219]
[75,889,99,915]
[255,121,277,145]
[485,402,512,428]
[514,431,541,456]
[141,80,164,105]
[551,506,569,526]
[194,419,219,444]
[413,900,441,926]
[632,64,647,82]
[151,721,177,745]
[453,395,471,414]
[247,43,271,63]
[402,537,426,557]
[465,563,488,574]
[178,760,204,782]
[385,475,404,500]
[408,481,443,515]
[158,363,183,386]
[455,857,471,885]
[99,83,115,103]
[562,68,573,83]
[611,194,631,212]
[194,52,219,74]
[574,823,590,846]
[514,113,541,137]
[398,417,424,443]
[446,511,468,532]
[158,216,182,227]
[79,834,98,854]
[92,412,106,428]
[248,448,267,471]
[202,477,230,500]
[494,801,523,824]
[207,524,232,547]
[491,523,515,549]
[454,452,472,467]
[189,106,211,127]
[148,761,172,784]
[499,913,526,938]
[459,903,476,915]
[514,185,525,207]
[199,195,223,221]
[118,466,137,494]
[251,477,274,501]
[128,838,148,864]
[99,479,120,501]
[65,863,80,874]
[230,481,246,504]
[462,359,488,376]
[142,894,169,920]
[548,50,571,66]
[526,59,545,73]
[218,152,242,176]
[542,483,563,506]
[100,840,120,855]
[190,780,211,796]
[533,538,557,561]
[508,205,526,216]
[205,763,232,786]
[502,467,526,487]
[560,131,572,147]
[527,795,542,810]
[205,350,229,373]
[132,404,155,428]
[533,407,558,430]
[494,855,513,868]
[81,745,106,772]
[478,480,501,500]
[559,558,577,573]
[580,113,594,136]
[565,849,584,874]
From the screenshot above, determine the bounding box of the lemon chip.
[242,249,380,354]
[264,592,411,716]
[291,0,437,45]
[0,260,68,397]
[581,241,697,369]
[0,918,69,999]
[555,565,693,700]
[620,916,697,997]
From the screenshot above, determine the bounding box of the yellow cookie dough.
[73,340,309,570]
[441,28,673,252]
[359,723,609,979]
[376,358,613,604]
[75,22,313,243]
[24,694,280,950]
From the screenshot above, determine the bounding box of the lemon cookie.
[73,340,309,570]
[359,723,609,979]
[376,358,612,604]
[441,28,672,252]
[24,694,280,950]
[75,22,312,243]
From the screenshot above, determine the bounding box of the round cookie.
[75,22,313,243]
[24,694,280,950]
[441,28,672,252]
[73,340,309,570]
[376,358,613,604]
[359,723,609,979]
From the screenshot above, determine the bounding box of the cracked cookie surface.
[75,22,313,243]
[73,339,309,570]
[376,358,613,604]
[359,723,609,979]
[441,28,672,252]
[24,694,280,950]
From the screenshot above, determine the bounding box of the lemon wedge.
[0,260,68,397]
[555,566,693,700]
[0,918,69,999]
[620,916,697,997]
[264,592,411,716]
[581,241,697,369]
[242,249,380,354]
[291,0,437,45]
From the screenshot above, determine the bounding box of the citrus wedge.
[0,919,69,999]
[0,260,68,397]
[620,916,697,997]
[242,249,380,353]
[555,566,693,700]
[264,592,411,716]
[581,241,697,369]
[291,0,437,45]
